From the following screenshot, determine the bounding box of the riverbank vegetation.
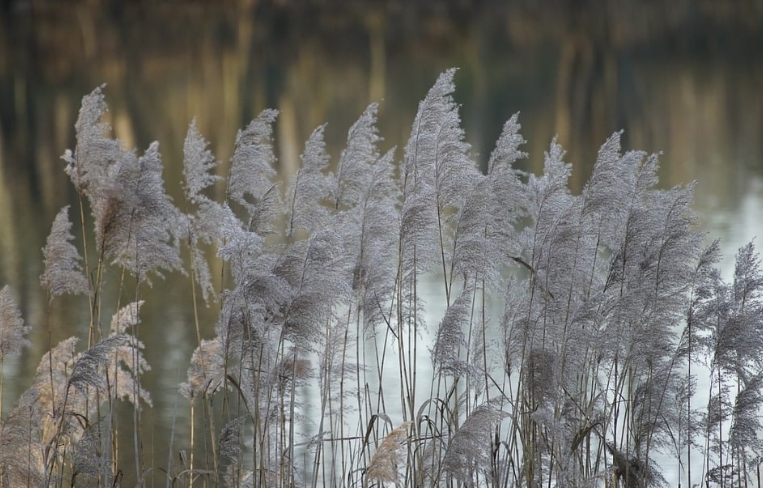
[1,69,762,487]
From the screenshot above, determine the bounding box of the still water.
[1,1,762,485]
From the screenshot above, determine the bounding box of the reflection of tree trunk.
[555,39,575,150]
[113,109,136,149]
[220,49,242,158]
[278,94,300,181]
[555,33,619,191]
[366,11,386,103]
[237,2,256,117]
[37,95,77,214]
[555,34,594,150]
[75,4,97,60]
[465,18,487,172]
[13,75,28,151]
[596,50,619,144]
[0,132,20,289]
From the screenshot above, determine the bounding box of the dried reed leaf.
[366,421,413,487]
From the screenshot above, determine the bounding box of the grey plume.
[40,206,90,300]
[431,285,474,377]
[0,285,30,359]
[442,405,506,484]
[228,109,281,233]
[68,335,131,394]
[183,118,221,204]
[287,124,332,237]
[331,103,381,210]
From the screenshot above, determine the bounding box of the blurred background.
[0,0,762,482]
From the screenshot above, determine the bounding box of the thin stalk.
[189,397,195,488]
[687,320,693,488]
[481,276,490,403]
[436,198,450,306]
[75,194,97,346]
[339,313,351,487]
[395,258,411,424]
[287,348,299,488]
[205,394,218,484]
[311,372,327,488]
[718,367,724,488]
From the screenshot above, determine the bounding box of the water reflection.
[0,1,762,485]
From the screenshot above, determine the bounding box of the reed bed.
[1,69,762,488]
